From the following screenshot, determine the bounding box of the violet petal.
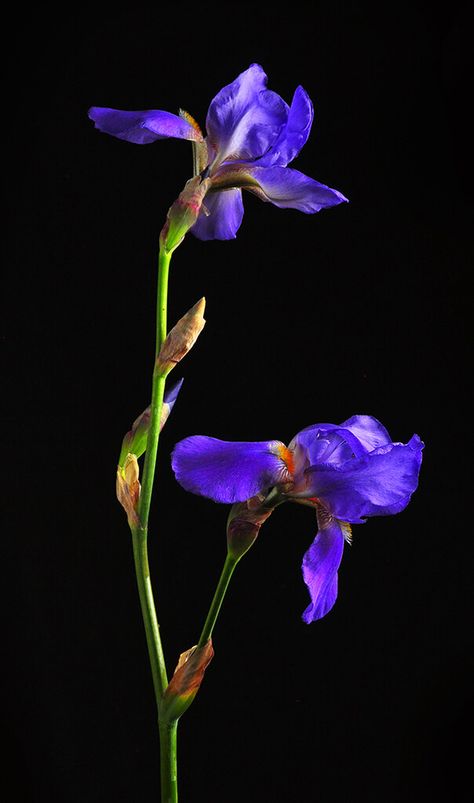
[302,515,345,623]
[171,436,290,503]
[88,107,202,144]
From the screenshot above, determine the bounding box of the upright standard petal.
[254,86,314,168]
[88,108,203,145]
[301,513,346,623]
[205,64,287,164]
[191,189,244,241]
[306,437,424,523]
[243,166,349,213]
[339,415,393,453]
[291,417,392,470]
[171,436,291,503]
[291,423,368,467]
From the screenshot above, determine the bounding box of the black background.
[4,4,473,802]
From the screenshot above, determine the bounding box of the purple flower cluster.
[90,67,423,625]
[89,64,347,240]
[172,416,423,621]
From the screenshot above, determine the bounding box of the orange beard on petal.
[274,443,295,478]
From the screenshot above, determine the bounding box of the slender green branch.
[198,553,238,648]
[159,720,178,803]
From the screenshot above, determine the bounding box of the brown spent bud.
[116,453,141,528]
[156,298,206,376]
[227,495,274,561]
[161,640,214,721]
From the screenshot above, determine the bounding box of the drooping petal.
[171,436,291,503]
[242,166,348,212]
[302,513,345,623]
[88,107,203,144]
[305,436,424,523]
[255,86,314,167]
[191,189,244,241]
[206,64,288,164]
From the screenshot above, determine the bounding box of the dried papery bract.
[161,640,215,722]
[156,298,206,377]
[116,453,141,528]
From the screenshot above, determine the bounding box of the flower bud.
[155,298,206,377]
[160,175,211,253]
[119,408,150,470]
[118,379,184,468]
[116,453,141,528]
[160,640,214,722]
[227,495,274,561]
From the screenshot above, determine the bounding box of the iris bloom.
[89,64,348,240]
[171,416,423,621]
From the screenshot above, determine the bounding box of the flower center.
[274,443,295,477]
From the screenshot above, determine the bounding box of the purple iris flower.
[89,64,348,240]
[171,416,423,622]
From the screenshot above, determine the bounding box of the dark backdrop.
[4,5,472,802]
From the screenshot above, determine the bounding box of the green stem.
[155,247,171,358]
[159,720,178,803]
[198,553,238,648]
[138,372,167,529]
[139,246,172,527]
[131,526,168,701]
[131,245,172,704]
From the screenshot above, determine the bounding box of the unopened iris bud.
[118,379,184,468]
[160,175,211,253]
[119,408,150,469]
[116,453,141,528]
[155,298,206,377]
[160,640,214,722]
[227,495,274,561]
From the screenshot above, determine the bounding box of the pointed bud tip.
[193,296,206,314]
